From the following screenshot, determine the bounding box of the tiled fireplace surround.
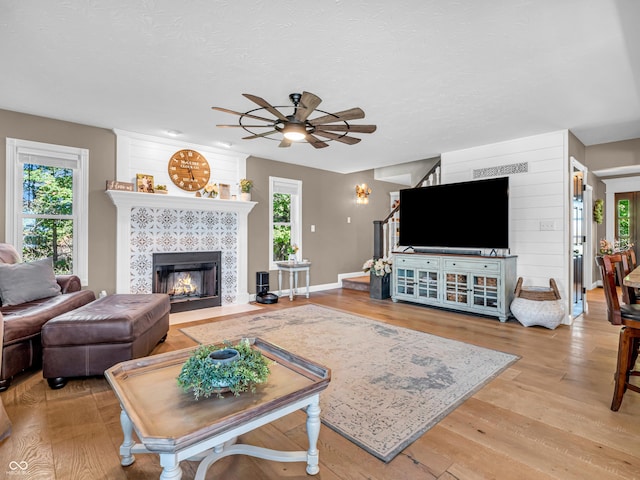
[106,190,256,305]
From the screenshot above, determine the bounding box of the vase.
[240,192,251,201]
[370,272,391,300]
[208,348,240,392]
[288,253,297,263]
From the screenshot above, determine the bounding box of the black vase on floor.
[370,272,391,299]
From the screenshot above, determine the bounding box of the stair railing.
[373,163,441,259]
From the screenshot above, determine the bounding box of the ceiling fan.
[212,91,377,149]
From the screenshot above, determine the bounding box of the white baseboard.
[248,271,364,302]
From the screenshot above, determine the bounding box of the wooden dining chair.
[628,248,637,270]
[617,249,637,305]
[596,254,640,411]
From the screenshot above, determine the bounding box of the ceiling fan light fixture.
[282,123,307,141]
[212,91,377,149]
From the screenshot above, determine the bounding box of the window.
[269,176,301,268]
[5,138,89,285]
[617,197,632,249]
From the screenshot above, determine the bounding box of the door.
[572,171,585,317]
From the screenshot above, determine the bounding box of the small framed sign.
[106,180,134,192]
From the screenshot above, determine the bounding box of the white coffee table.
[105,338,331,480]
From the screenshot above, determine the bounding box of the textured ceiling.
[1,0,639,173]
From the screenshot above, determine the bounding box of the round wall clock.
[168,149,211,191]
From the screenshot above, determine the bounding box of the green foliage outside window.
[22,164,74,273]
[617,199,631,249]
[273,193,292,261]
[273,225,292,261]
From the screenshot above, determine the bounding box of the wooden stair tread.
[342,275,370,292]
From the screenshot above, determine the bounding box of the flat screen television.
[399,176,509,251]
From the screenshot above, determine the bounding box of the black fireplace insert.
[152,251,221,313]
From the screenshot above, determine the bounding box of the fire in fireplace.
[152,251,221,313]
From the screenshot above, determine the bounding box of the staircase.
[342,159,442,294]
[342,275,371,292]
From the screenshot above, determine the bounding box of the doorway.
[572,167,585,318]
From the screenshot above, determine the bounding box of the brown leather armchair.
[0,243,95,391]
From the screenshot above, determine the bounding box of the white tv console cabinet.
[391,252,517,322]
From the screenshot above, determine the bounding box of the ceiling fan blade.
[295,91,322,122]
[312,130,362,145]
[242,94,289,122]
[305,135,330,149]
[279,138,292,148]
[216,124,275,128]
[212,106,275,124]
[242,130,278,140]
[309,107,365,126]
[315,124,377,134]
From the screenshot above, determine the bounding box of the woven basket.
[511,277,564,329]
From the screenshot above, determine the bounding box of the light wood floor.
[1,287,639,479]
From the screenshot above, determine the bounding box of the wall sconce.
[355,183,371,205]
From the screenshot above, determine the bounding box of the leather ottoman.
[42,294,170,389]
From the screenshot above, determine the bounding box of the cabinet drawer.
[395,256,439,268]
[444,259,499,272]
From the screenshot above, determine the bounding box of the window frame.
[5,138,89,285]
[269,176,302,270]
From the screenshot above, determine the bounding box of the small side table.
[276,261,311,301]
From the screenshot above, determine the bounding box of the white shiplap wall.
[441,130,572,323]
[114,129,247,196]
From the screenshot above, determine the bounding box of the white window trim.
[269,176,302,270]
[5,138,89,285]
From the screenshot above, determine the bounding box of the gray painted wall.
[246,156,404,293]
[0,108,117,295]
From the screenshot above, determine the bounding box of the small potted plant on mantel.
[239,178,253,201]
[177,339,271,400]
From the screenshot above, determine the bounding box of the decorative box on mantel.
[106,190,257,305]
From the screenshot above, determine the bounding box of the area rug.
[180,304,519,462]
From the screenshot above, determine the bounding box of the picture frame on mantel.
[136,173,154,193]
[219,183,231,199]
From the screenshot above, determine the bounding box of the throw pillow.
[0,258,61,307]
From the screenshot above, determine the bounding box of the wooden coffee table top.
[105,337,331,452]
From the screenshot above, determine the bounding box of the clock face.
[168,149,211,191]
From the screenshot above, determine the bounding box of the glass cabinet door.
[417,270,438,300]
[444,272,468,305]
[396,267,415,296]
[472,275,499,309]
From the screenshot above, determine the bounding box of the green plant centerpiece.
[177,339,271,400]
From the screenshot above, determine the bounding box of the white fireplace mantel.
[106,190,257,303]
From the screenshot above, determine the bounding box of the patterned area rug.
[181,304,519,462]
